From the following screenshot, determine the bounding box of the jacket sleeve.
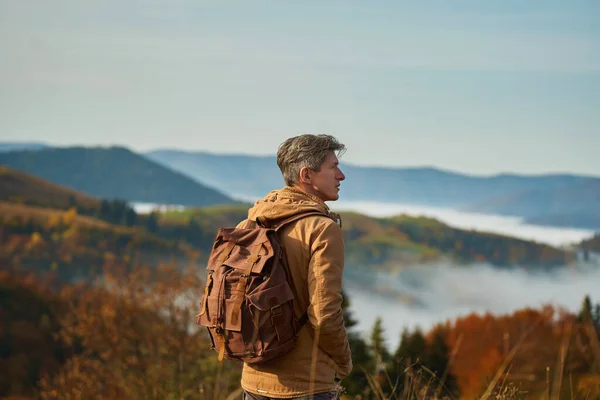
[307,220,353,379]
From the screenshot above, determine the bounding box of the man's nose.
[338,169,345,181]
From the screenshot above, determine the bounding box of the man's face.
[309,151,346,202]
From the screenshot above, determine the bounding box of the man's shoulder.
[294,213,342,237]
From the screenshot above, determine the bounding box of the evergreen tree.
[368,317,392,395]
[340,289,371,397]
[394,328,410,362]
[145,211,159,233]
[99,199,110,221]
[341,289,357,330]
[424,327,449,375]
[370,317,391,366]
[124,208,137,227]
[393,328,426,372]
[389,328,412,395]
[112,199,127,225]
[389,328,428,398]
[345,331,372,397]
[424,326,459,398]
[578,295,594,324]
[406,328,426,365]
[186,219,203,244]
[67,194,76,207]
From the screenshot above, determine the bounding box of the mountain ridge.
[0,146,239,207]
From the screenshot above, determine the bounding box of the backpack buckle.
[270,304,282,316]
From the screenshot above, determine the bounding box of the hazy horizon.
[3,140,599,179]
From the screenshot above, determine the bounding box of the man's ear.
[298,166,312,184]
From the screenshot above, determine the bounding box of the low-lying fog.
[344,263,600,349]
[332,200,595,247]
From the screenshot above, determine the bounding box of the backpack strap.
[297,310,309,331]
[197,271,213,317]
[229,243,263,327]
[256,210,333,231]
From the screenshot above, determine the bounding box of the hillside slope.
[0,165,99,210]
[0,147,238,207]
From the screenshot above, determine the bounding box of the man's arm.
[307,221,353,378]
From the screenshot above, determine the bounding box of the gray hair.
[277,134,346,186]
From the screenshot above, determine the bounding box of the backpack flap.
[207,228,275,274]
[246,281,295,310]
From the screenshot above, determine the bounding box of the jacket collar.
[284,186,330,211]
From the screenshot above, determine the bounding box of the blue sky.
[1,0,599,175]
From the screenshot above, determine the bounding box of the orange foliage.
[38,263,242,399]
[441,305,598,399]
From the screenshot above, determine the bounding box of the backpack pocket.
[246,281,296,344]
[197,295,243,333]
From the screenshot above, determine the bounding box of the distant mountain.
[145,149,591,204]
[467,179,600,229]
[144,149,599,228]
[0,147,238,207]
[144,150,280,199]
[0,142,49,152]
[339,166,590,207]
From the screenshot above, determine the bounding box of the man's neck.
[289,184,325,204]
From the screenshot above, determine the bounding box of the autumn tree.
[38,262,241,399]
[0,271,65,399]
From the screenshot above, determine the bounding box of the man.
[238,134,353,399]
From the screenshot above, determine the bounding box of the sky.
[1,0,599,176]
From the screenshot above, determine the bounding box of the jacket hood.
[247,186,337,228]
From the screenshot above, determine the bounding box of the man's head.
[277,134,346,202]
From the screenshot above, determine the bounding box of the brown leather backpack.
[196,212,324,364]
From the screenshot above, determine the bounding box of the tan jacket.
[237,187,352,398]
